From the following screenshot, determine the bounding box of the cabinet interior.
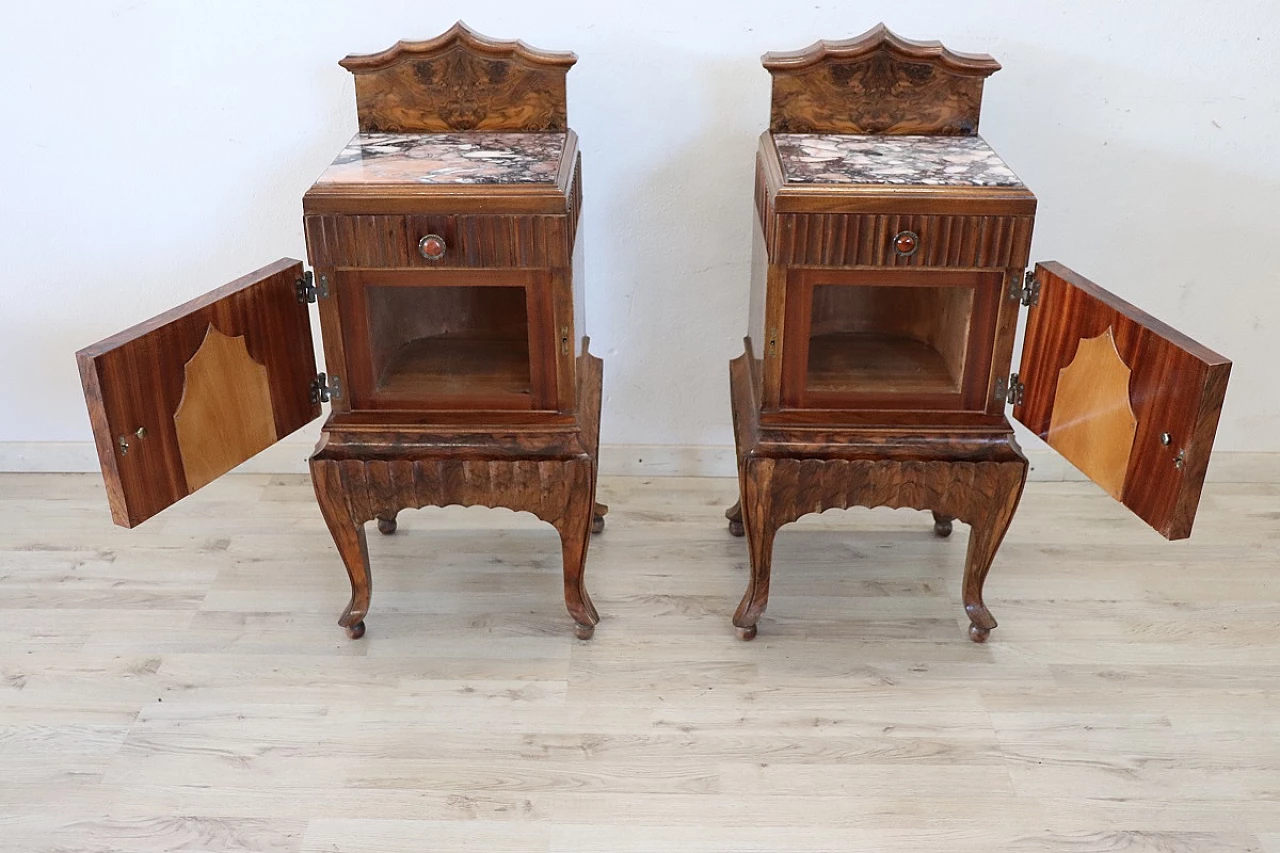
[364,282,533,403]
[805,282,975,397]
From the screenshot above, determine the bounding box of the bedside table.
[727,25,1231,642]
[76,23,605,640]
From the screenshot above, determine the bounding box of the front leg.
[732,466,778,641]
[311,460,372,640]
[959,464,1026,642]
[556,463,600,640]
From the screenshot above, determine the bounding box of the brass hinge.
[310,372,341,404]
[296,270,329,303]
[995,373,1025,406]
[1009,270,1041,307]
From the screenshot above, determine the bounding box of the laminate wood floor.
[0,473,1277,852]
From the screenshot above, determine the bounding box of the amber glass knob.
[893,230,919,257]
[418,234,446,260]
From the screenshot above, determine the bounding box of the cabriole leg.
[558,464,600,640]
[960,464,1026,643]
[732,467,777,641]
[311,460,372,640]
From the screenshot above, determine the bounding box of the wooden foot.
[959,465,1026,643]
[725,500,745,537]
[732,476,776,640]
[590,502,608,534]
[931,511,954,538]
[311,460,372,641]
[376,515,397,535]
[557,463,600,640]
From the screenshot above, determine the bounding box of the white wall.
[2,0,1276,462]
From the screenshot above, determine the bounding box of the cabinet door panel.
[76,258,320,528]
[1014,261,1230,539]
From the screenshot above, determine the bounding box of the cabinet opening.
[364,283,533,404]
[805,282,975,397]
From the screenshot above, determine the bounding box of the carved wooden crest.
[763,24,1001,135]
[339,22,577,133]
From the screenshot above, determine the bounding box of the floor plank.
[0,473,1276,849]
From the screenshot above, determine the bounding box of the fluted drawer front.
[305,214,571,269]
[766,213,1033,269]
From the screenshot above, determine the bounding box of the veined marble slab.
[315,132,565,186]
[774,133,1023,187]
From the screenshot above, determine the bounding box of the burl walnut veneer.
[728,25,1232,642]
[76,24,606,640]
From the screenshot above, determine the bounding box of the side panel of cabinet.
[76,259,320,528]
[1014,261,1231,539]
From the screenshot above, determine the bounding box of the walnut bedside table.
[726,25,1231,642]
[76,24,606,640]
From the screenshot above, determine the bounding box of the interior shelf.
[377,334,532,401]
[806,332,962,396]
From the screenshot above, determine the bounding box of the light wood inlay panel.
[174,326,277,493]
[0,473,1275,850]
[1047,329,1137,500]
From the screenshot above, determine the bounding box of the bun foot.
[591,513,605,535]
[735,624,758,641]
[968,623,990,643]
[931,511,954,538]
[376,517,397,535]
[573,622,595,640]
[345,620,366,640]
[728,519,745,537]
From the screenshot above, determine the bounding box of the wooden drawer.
[764,212,1033,269]
[305,213,572,269]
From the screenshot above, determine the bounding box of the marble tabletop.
[773,133,1023,187]
[314,132,566,186]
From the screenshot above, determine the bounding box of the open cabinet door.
[1013,261,1230,539]
[76,259,321,528]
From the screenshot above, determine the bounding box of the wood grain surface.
[339,22,576,133]
[75,258,320,528]
[1,470,1274,851]
[763,24,1002,135]
[1015,262,1231,539]
[1046,329,1138,500]
[174,326,277,493]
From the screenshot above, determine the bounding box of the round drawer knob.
[418,234,446,261]
[893,230,920,258]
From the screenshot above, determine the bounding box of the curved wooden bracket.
[764,23,1001,135]
[339,22,577,132]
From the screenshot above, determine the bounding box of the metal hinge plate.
[995,373,1026,406]
[310,372,341,404]
[296,270,329,304]
[1009,270,1041,307]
